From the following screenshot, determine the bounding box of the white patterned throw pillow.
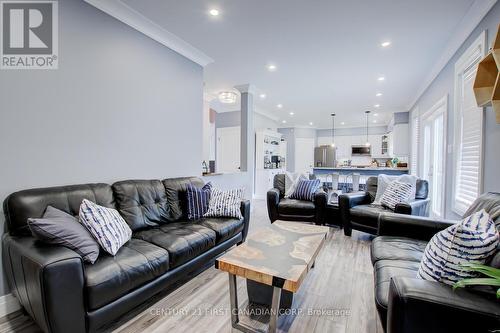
[79,199,132,255]
[380,180,414,210]
[204,188,244,219]
[417,210,499,285]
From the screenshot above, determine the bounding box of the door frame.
[420,95,448,218]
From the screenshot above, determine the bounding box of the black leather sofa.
[267,174,327,225]
[2,177,250,333]
[371,192,500,332]
[339,176,429,236]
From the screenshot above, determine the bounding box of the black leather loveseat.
[267,174,327,225]
[2,177,250,333]
[339,176,429,236]
[371,192,500,332]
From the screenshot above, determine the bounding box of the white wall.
[0,0,203,295]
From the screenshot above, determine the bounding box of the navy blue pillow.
[289,178,320,201]
[186,182,212,220]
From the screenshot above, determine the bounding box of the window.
[452,32,486,216]
[410,109,419,176]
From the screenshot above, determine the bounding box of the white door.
[295,138,315,174]
[216,127,240,173]
[421,96,447,218]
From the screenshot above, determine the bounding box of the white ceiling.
[122,0,477,128]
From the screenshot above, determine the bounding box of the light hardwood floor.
[0,200,383,333]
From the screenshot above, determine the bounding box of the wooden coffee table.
[215,220,329,333]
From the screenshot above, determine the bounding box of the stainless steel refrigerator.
[314,145,336,167]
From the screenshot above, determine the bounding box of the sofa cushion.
[371,236,427,265]
[133,223,216,268]
[4,183,115,236]
[278,198,315,216]
[112,180,171,231]
[84,239,169,310]
[350,204,391,227]
[162,177,205,221]
[374,259,420,312]
[198,217,244,243]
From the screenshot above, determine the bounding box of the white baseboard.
[0,294,21,317]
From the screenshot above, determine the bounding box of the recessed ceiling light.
[282,120,287,124]
[373,120,378,123]
[289,112,294,116]
[277,104,283,109]
[259,93,266,99]
[267,64,277,72]
[374,104,380,108]
[378,76,385,81]
[374,113,379,116]
[376,93,383,97]
[381,41,391,47]
[309,122,313,126]
[341,122,345,125]
[209,9,219,16]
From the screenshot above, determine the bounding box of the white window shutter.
[453,32,485,216]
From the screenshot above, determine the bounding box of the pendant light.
[330,113,336,147]
[365,110,371,147]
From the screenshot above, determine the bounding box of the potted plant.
[453,263,500,298]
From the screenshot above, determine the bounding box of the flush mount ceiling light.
[209,9,219,16]
[267,64,277,72]
[377,76,385,81]
[376,93,383,97]
[276,104,283,109]
[259,93,266,99]
[218,91,237,104]
[381,41,391,47]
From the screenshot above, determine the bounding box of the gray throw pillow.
[28,206,100,264]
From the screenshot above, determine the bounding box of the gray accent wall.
[409,2,500,219]
[0,0,203,295]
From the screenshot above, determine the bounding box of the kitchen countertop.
[313,166,409,171]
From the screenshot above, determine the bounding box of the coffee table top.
[216,221,329,292]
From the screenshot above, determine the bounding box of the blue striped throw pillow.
[417,209,499,285]
[79,199,132,256]
[289,178,321,201]
[186,182,212,220]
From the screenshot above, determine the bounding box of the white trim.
[83,0,213,67]
[408,0,497,109]
[410,106,420,177]
[421,95,448,218]
[0,294,21,317]
[452,31,486,216]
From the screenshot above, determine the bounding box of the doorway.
[216,126,241,173]
[421,96,447,218]
[294,138,315,174]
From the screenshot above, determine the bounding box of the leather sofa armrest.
[267,188,280,223]
[339,192,371,236]
[313,188,328,225]
[377,212,455,241]
[388,277,500,333]
[2,234,86,333]
[240,200,251,243]
[394,198,431,216]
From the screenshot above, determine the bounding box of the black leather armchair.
[339,176,430,236]
[267,174,327,225]
[371,192,500,332]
